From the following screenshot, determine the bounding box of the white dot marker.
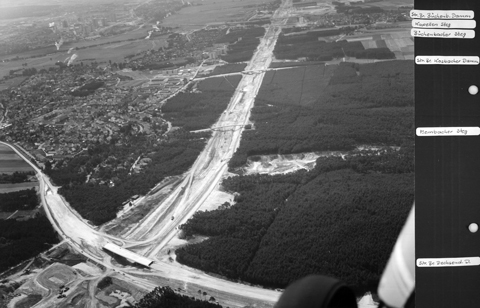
[468,85,478,95]
[468,223,478,233]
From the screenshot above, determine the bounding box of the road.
[1,0,293,307]
[122,23,282,258]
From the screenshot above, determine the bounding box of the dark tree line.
[273,33,395,61]
[0,215,59,273]
[216,27,266,63]
[215,27,266,44]
[0,188,38,212]
[0,171,34,184]
[135,287,222,308]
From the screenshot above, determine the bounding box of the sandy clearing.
[73,263,103,277]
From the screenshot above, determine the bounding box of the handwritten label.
[415,56,480,65]
[411,29,475,38]
[410,10,474,19]
[417,257,480,267]
[416,127,480,136]
[412,19,476,29]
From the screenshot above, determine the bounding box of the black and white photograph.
[0,0,417,307]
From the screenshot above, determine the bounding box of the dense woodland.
[176,60,414,293]
[177,154,413,292]
[216,27,266,63]
[229,60,414,168]
[273,32,395,61]
[0,171,35,183]
[0,215,59,273]
[0,188,38,212]
[135,287,222,308]
[162,76,241,131]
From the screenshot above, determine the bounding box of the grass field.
[162,0,265,31]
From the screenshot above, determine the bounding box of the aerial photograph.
[0,0,414,307]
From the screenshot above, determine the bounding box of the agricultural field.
[346,27,414,60]
[0,144,37,194]
[162,0,265,31]
[355,0,413,9]
[0,32,168,80]
[332,0,412,7]
[0,144,34,174]
[0,0,131,8]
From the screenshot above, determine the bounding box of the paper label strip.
[417,257,480,267]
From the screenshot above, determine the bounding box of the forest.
[0,188,38,212]
[0,171,35,183]
[177,154,413,293]
[176,60,414,294]
[162,76,241,131]
[273,33,395,61]
[0,215,59,273]
[229,60,413,168]
[216,27,266,63]
[134,287,221,308]
[215,27,266,44]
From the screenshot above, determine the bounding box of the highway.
[1,0,293,307]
